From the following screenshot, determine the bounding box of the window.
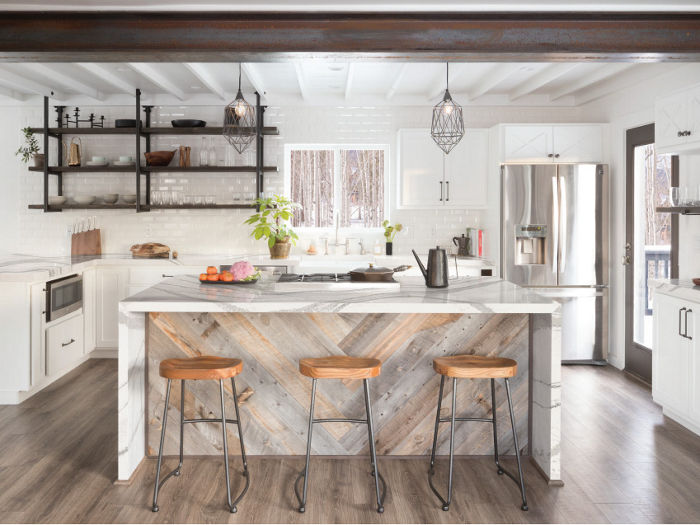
[286,145,388,228]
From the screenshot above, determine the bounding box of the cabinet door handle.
[162,274,174,278]
[439,181,443,201]
[554,153,560,158]
[678,130,684,137]
[685,309,693,340]
[62,338,76,347]
[679,307,687,337]
[547,153,554,158]
[445,180,450,201]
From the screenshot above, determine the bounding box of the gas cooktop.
[278,273,352,283]
[274,272,400,291]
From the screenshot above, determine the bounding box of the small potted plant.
[382,219,403,256]
[16,127,44,168]
[244,194,301,259]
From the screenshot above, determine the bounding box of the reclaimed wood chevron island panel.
[147,312,529,457]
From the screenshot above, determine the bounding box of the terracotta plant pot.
[269,237,291,259]
[32,153,45,169]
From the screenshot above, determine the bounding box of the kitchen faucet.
[326,212,347,255]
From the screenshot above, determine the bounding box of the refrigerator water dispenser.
[514,224,546,265]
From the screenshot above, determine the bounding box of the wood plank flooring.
[0,358,699,523]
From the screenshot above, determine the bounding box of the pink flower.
[231,261,256,281]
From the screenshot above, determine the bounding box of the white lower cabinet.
[653,292,699,434]
[96,268,129,349]
[45,313,84,377]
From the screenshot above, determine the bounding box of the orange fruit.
[206,266,218,275]
[207,273,219,281]
[221,272,234,282]
[199,273,208,281]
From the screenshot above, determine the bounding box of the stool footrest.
[313,417,368,424]
[438,416,493,423]
[183,418,239,425]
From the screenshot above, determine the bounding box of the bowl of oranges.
[199,262,260,285]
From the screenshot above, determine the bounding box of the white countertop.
[119,275,558,314]
[651,279,700,303]
[0,252,493,283]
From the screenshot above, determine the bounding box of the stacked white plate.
[85,161,108,167]
[114,161,135,167]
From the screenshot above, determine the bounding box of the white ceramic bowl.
[74,195,96,205]
[102,193,119,204]
[119,156,133,162]
[91,156,106,163]
[48,196,67,206]
[121,194,137,204]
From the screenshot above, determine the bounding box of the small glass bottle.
[199,137,208,167]
[208,139,217,166]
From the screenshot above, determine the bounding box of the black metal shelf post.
[135,89,142,212]
[255,92,264,211]
[143,105,153,207]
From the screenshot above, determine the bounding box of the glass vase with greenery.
[244,194,301,258]
[382,219,403,255]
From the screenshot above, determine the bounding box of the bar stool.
[152,356,250,514]
[295,356,386,514]
[428,354,528,512]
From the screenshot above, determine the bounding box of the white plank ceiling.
[0,61,688,106]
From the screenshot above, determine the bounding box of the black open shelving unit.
[28,89,278,212]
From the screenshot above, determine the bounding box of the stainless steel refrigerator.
[501,164,609,364]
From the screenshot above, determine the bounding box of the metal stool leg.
[175,380,185,477]
[504,378,528,511]
[445,377,457,511]
[491,378,504,476]
[229,377,251,511]
[295,378,317,513]
[219,379,236,513]
[363,378,385,514]
[429,376,446,471]
[152,379,172,512]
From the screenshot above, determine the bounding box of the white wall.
[0,101,588,259]
[581,64,700,370]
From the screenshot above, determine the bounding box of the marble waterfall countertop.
[120,275,558,314]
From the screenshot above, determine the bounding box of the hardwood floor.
[0,359,698,523]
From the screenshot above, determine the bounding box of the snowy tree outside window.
[287,145,388,228]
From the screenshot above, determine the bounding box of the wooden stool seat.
[159,356,243,380]
[299,356,381,379]
[432,354,517,379]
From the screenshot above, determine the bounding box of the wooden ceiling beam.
[184,63,226,100]
[75,63,135,94]
[1,12,699,61]
[509,63,580,102]
[128,63,185,100]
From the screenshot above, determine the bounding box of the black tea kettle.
[412,247,449,288]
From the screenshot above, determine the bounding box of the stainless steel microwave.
[46,274,83,322]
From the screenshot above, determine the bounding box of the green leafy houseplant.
[244,195,301,257]
[16,127,42,165]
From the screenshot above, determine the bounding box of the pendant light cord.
[238,63,242,92]
[446,62,449,91]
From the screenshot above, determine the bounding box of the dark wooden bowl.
[144,150,176,166]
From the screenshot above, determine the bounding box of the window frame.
[283,143,391,231]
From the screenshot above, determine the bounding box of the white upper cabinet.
[397,128,489,209]
[655,84,700,154]
[501,124,603,163]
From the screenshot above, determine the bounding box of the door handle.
[621,255,630,265]
[439,181,443,202]
[685,309,693,340]
[161,274,174,278]
[62,338,76,347]
[445,180,450,201]
[679,307,687,338]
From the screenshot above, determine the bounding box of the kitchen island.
[118,276,561,484]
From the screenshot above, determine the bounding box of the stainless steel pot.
[348,263,411,282]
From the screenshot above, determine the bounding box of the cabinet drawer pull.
[679,307,686,337]
[162,274,174,278]
[61,338,76,347]
[685,309,693,340]
[439,181,443,201]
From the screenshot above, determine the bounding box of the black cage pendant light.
[223,64,256,154]
[431,63,465,154]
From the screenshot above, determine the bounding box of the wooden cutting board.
[130,242,170,258]
[71,229,102,256]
